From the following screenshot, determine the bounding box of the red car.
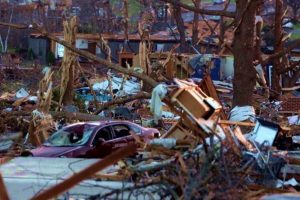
[22,121,160,158]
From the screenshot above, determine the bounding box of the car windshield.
[45,124,97,147]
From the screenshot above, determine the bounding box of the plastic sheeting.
[150,84,168,124]
[92,76,141,97]
[149,138,177,149]
[276,178,298,188]
[229,106,256,122]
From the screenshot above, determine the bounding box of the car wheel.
[20,151,33,157]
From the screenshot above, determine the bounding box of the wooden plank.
[92,173,129,181]
[231,126,254,151]
[219,120,256,127]
[31,144,137,200]
[223,127,242,157]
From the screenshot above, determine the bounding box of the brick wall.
[281,97,300,112]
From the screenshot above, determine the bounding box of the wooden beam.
[219,120,255,127]
[94,92,151,114]
[263,38,300,65]
[0,21,27,29]
[31,144,136,200]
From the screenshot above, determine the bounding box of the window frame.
[92,125,113,145]
[111,124,131,139]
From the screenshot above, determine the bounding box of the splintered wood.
[59,16,78,107]
[231,126,255,151]
[28,69,54,146]
[37,69,53,113]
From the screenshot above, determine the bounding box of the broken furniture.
[170,79,222,125]
[161,120,198,147]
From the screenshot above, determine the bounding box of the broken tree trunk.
[95,92,151,114]
[123,0,129,41]
[172,0,189,53]
[272,0,284,99]
[232,0,260,106]
[28,68,54,146]
[192,0,201,45]
[59,16,78,107]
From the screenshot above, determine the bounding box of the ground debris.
[0,67,299,199]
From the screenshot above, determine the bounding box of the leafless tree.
[0,3,14,53]
[285,0,300,21]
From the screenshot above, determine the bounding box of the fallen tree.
[94,92,151,114]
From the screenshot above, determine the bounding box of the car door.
[85,126,114,158]
[127,123,142,143]
[111,124,132,149]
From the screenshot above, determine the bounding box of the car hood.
[31,145,83,157]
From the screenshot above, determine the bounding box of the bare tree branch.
[280,60,300,74]
[0,21,28,29]
[160,0,235,18]
[94,92,151,115]
[263,38,300,65]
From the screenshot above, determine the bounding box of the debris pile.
[1,71,299,199]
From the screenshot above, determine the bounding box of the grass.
[291,23,300,40]
[111,0,141,18]
[291,32,300,40]
[293,23,300,29]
